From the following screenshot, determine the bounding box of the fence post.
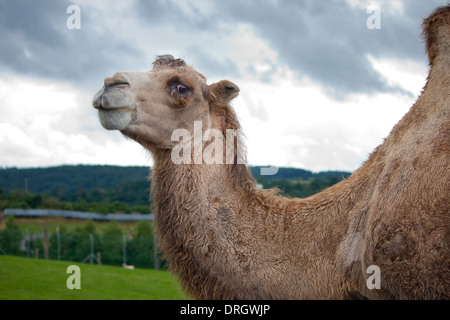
[123,234,127,266]
[43,229,49,260]
[25,229,30,258]
[89,233,93,264]
[81,233,98,264]
[153,236,159,270]
[56,227,61,260]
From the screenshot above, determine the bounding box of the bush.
[0,216,23,255]
[127,235,155,268]
[101,221,123,266]
[135,220,153,237]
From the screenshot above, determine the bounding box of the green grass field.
[0,255,187,300]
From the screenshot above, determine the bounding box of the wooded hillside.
[0,165,351,214]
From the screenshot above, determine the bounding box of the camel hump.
[422,5,450,66]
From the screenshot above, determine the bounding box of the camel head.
[92,55,240,150]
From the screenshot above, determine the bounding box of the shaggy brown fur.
[93,6,449,299]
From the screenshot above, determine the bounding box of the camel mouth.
[97,104,136,111]
[94,98,136,112]
[92,87,137,111]
[97,107,136,130]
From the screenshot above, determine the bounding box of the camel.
[92,6,449,299]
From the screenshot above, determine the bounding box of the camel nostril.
[93,98,102,109]
[104,74,130,89]
[92,87,104,109]
[104,80,130,89]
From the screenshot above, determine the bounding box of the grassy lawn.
[0,255,187,300]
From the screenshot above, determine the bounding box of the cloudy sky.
[0,0,445,172]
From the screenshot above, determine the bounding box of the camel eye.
[176,84,189,94]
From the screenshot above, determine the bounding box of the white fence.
[3,208,153,221]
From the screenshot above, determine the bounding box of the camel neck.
[149,150,363,299]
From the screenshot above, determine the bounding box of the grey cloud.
[0,0,445,98]
[0,0,68,75]
[135,0,217,31]
[186,45,241,80]
[0,0,142,92]
[211,0,442,98]
[133,0,438,97]
[0,0,239,92]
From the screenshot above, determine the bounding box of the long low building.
[3,208,153,221]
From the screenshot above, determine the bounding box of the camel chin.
[98,108,134,131]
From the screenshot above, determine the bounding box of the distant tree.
[82,219,97,234]
[130,205,150,214]
[103,220,122,236]
[25,194,42,208]
[329,176,340,186]
[0,215,22,255]
[135,220,153,238]
[5,215,20,230]
[102,220,123,266]
[309,178,322,193]
[126,220,155,268]
[72,200,89,212]
[111,201,129,213]
[42,197,64,210]
[73,220,101,263]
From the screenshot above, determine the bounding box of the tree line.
[0,165,351,214]
[0,186,150,214]
[255,175,344,198]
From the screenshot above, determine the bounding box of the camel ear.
[208,80,240,104]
